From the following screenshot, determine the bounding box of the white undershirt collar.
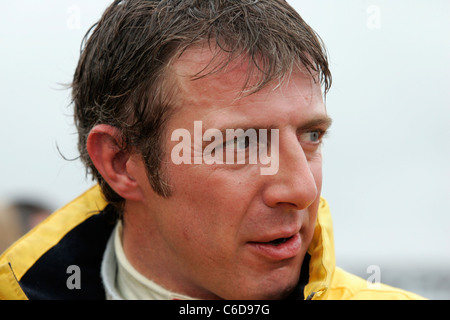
[101,221,196,300]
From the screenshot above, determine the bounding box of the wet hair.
[72,0,331,213]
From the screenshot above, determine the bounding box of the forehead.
[169,46,325,127]
[172,45,258,99]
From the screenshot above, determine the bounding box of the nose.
[261,134,319,210]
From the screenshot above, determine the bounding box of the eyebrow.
[297,115,333,132]
[211,115,333,135]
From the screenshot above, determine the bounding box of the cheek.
[171,161,254,206]
[167,165,254,239]
[313,165,323,196]
[308,152,323,195]
[303,154,323,236]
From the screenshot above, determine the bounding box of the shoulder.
[325,267,426,300]
[0,185,114,300]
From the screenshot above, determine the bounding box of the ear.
[86,124,144,201]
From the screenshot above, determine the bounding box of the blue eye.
[300,130,323,144]
[223,136,250,150]
[236,136,249,150]
[309,131,320,142]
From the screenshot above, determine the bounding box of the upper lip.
[248,227,301,243]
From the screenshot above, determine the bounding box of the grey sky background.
[1,0,449,296]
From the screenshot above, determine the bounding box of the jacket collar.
[0,186,335,300]
[304,197,336,299]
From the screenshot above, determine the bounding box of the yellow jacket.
[0,185,424,300]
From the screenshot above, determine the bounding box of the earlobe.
[86,124,144,201]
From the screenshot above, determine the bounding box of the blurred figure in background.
[0,198,51,253]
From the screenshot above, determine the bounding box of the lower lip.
[246,233,302,261]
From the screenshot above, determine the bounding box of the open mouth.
[249,234,295,247]
[247,233,302,260]
[267,236,292,246]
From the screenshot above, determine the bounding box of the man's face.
[126,48,330,299]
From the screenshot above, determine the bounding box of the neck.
[115,221,197,300]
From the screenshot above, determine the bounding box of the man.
[0,0,423,300]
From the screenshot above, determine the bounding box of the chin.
[225,268,301,300]
[259,279,300,300]
[235,283,299,300]
[256,259,304,299]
